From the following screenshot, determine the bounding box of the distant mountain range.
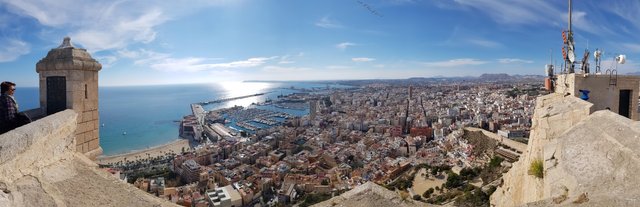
[247,73,545,83]
[408,73,544,80]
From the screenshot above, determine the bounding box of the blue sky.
[1,0,640,86]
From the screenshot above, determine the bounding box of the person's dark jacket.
[0,93,18,133]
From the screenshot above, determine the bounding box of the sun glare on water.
[217,81,272,108]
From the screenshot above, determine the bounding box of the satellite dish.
[593,50,601,59]
[616,55,626,64]
[568,50,576,63]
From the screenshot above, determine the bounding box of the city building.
[206,185,242,207]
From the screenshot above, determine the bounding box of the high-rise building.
[309,100,318,119]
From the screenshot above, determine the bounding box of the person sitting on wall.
[0,81,30,134]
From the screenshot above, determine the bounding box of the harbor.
[180,90,312,143]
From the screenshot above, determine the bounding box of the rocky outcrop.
[313,182,431,207]
[0,110,177,207]
[491,93,640,206]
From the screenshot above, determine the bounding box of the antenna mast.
[564,0,575,73]
[568,0,572,32]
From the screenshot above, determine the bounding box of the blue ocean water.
[15,82,350,156]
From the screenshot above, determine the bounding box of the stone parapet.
[0,110,78,181]
[0,110,178,207]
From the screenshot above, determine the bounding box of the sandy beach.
[96,139,190,165]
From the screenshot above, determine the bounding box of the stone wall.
[0,110,177,207]
[555,73,639,120]
[490,93,593,206]
[491,92,640,206]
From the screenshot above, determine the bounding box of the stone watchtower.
[35,37,103,159]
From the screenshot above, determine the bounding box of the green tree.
[489,156,504,168]
[445,172,464,189]
[413,195,422,201]
[423,188,435,198]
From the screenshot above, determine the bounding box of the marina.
[196,92,270,105]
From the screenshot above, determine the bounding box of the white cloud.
[422,58,487,67]
[96,55,117,68]
[336,42,356,50]
[151,56,276,72]
[117,49,142,59]
[453,0,561,25]
[315,16,343,28]
[441,26,502,48]
[352,57,375,62]
[263,66,311,73]
[498,58,533,64]
[451,0,610,36]
[277,53,304,64]
[72,9,167,52]
[2,0,173,52]
[0,39,30,62]
[130,49,171,65]
[278,60,294,64]
[623,43,640,53]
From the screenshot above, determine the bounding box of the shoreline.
[96,139,190,165]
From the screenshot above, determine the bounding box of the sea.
[16,81,352,156]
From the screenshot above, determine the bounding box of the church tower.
[35,37,103,159]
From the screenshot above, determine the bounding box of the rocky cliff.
[0,110,176,207]
[491,93,640,206]
[313,182,431,207]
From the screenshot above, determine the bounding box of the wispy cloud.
[498,58,533,64]
[0,1,239,52]
[263,66,311,73]
[451,0,610,36]
[607,1,640,35]
[278,60,294,64]
[3,0,170,52]
[151,56,277,72]
[336,42,356,50]
[126,49,171,65]
[352,57,375,62]
[277,53,304,64]
[441,26,502,48]
[95,55,117,68]
[0,39,29,62]
[315,16,343,29]
[422,58,487,67]
[623,43,640,53]
[73,9,167,52]
[453,0,561,25]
